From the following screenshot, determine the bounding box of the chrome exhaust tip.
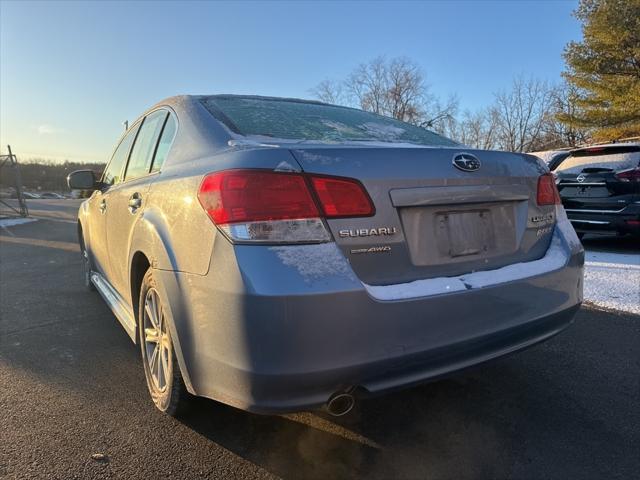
[325,392,355,417]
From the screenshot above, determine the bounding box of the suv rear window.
[556,145,640,173]
[201,95,458,147]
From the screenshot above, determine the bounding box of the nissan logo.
[452,153,481,172]
[576,174,586,183]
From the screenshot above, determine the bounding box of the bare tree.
[346,56,389,115]
[310,56,457,128]
[540,83,591,148]
[310,61,567,153]
[385,57,425,123]
[309,79,346,105]
[420,94,459,132]
[492,76,554,152]
[451,109,500,150]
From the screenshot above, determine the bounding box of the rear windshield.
[556,145,640,173]
[201,96,458,147]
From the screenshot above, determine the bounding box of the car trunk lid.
[291,146,554,286]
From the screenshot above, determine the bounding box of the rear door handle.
[99,199,107,214]
[128,193,142,213]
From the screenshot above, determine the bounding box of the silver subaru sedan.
[68,95,584,416]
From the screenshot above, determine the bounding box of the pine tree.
[560,0,640,141]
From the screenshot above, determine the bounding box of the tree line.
[0,159,104,192]
[311,0,639,152]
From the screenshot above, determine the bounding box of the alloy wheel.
[143,288,171,392]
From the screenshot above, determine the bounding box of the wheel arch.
[77,220,85,249]
[77,218,95,270]
[128,240,195,394]
[130,251,151,327]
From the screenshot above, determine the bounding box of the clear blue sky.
[0,0,581,163]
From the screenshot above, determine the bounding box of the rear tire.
[138,269,189,416]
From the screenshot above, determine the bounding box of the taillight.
[198,170,319,224]
[615,167,640,182]
[197,169,373,243]
[310,176,374,218]
[537,173,561,205]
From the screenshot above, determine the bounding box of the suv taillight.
[615,167,640,182]
[537,173,561,205]
[197,169,374,243]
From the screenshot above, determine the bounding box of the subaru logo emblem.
[452,153,481,172]
[576,174,586,183]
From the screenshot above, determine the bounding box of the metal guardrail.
[0,145,29,218]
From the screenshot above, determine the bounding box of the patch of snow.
[364,227,569,301]
[320,140,450,149]
[229,132,451,149]
[321,120,361,137]
[361,122,405,141]
[274,160,300,172]
[269,243,356,281]
[365,276,468,301]
[556,151,639,174]
[584,250,640,314]
[461,233,566,288]
[585,250,640,267]
[0,217,37,228]
[294,150,343,165]
[227,138,280,148]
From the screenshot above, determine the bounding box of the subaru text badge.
[452,152,481,172]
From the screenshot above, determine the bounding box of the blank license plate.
[438,210,495,257]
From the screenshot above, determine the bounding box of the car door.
[105,109,169,302]
[87,122,141,277]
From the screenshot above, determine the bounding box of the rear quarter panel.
[135,147,307,276]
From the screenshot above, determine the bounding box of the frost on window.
[361,122,405,141]
[556,147,640,174]
[202,95,457,147]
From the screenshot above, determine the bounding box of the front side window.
[151,113,177,173]
[125,110,168,181]
[201,95,458,147]
[102,123,141,187]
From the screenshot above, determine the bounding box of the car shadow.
[173,346,589,480]
[581,233,640,254]
[178,376,499,480]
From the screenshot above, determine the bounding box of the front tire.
[138,269,189,416]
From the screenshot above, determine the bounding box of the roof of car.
[154,94,333,111]
[201,94,332,106]
[570,142,640,153]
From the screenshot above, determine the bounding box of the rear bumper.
[156,219,584,414]
[225,303,580,414]
[565,202,640,235]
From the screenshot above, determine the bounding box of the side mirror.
[67,170,97,191]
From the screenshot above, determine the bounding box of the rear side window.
[125,110,168,181]
[201,96,458,147]
[556,145,640,173]
[151,113,177,173]
[102,123,141,186]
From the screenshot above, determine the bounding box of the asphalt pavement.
[1,200,639,479]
